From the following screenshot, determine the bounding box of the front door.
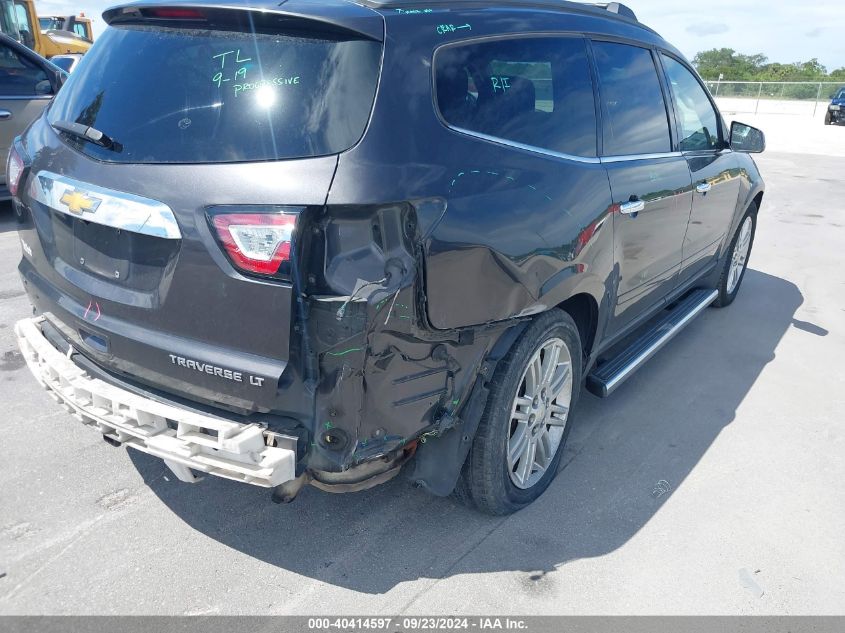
[592,41,693,338]
[660,54,742,284]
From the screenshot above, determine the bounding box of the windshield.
[48,25,382,164]
[0,0,26,42]
[836,89,845,100]
[39,17,62,30]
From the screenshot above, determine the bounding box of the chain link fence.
[703,80,844,118]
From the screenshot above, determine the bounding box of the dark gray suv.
[8,0,765,515]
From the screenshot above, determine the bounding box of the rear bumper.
[14,316,297,488]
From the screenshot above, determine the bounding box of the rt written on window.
[434,36,598,158]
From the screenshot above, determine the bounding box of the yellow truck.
[0,0,91,57]
[39,14,93,41]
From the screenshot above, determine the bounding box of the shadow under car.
[125,268,803,594]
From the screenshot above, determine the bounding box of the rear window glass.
[434,37,597,158]
[47,25,382,164]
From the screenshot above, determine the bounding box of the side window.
[592,41,671,156]
[73,23,87,38]
[1,4,14,34]
[12,3,26,27]
[661,55,721,152]
[0,43,50,96]
[435,37,597,158]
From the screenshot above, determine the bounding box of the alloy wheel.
[727,216,753,294]
[507,337,573,490]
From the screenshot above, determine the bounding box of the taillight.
[210,210,298,277]
[6,145,24,198]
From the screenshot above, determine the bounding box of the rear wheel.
[713,207,756,308]
[457,310,581,515]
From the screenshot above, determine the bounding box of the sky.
[34,0,845,71]
[633,0,845,71]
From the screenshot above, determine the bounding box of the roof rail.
[362,0,647,28]
[585,2,638,21]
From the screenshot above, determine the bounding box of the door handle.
[696,182,712,194]
[620,199,645,216]
[0,109,12,120]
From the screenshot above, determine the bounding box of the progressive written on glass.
[211,47,302,96]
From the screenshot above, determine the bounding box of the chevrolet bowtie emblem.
[59,189,101,216]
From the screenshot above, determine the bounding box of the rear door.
[659,53,742,284]
[0,37,53,190]
[592,41,693,338]
[426,33,611,329]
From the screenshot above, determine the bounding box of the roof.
[101,0,656,40]
[359,0,646,28]
[103,0,385,40]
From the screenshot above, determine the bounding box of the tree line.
[693,48,845,83]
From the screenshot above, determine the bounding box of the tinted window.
[73,23,87,38]
[48,25,382,164]
[0,43,49,96]
[435,37,597,157]
[593,42,670,156]
[661,55,721,151]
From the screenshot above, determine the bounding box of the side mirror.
[730,121,766,153]
[47,69,68,95]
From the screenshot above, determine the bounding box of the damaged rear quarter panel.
[309,11,617,469]
[302,208,506,470]
[424,162,613,329]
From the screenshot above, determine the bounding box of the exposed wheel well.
[556,294,598,361]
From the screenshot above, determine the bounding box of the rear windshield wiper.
[52,120,123,152]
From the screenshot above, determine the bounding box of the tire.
[451,470,473,506]
[825,112,832,125]
[456,310,582,515]
[713,205,757,308]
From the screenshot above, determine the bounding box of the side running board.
[587,289,718,398]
